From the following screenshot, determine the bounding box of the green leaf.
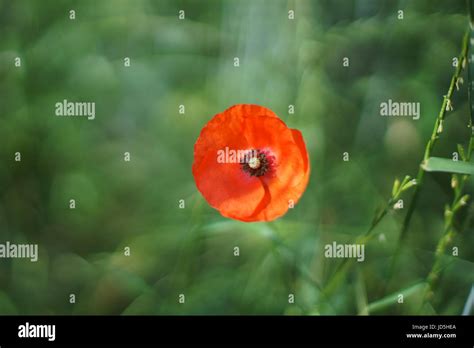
[391,178,400,197]
[365,282,425,314]
[401,178,417,192]
[421,157,474,175]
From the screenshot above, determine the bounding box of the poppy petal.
[192,104,310,222]
[242,115,306,188]
[193,104,278,166]
[240,117,309,221]
[193,151,266,220]
[291,129,310,174]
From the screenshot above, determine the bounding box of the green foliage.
[422,156,474,175]
[0,0,473,315]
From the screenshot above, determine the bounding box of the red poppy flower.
[192,104,310,222]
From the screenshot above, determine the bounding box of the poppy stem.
[269,231,340,313]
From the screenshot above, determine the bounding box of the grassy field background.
[0,0,473,314]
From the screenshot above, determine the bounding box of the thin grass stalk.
[323,27,470,300]
[384,29,470,294]
[421,1,474,307]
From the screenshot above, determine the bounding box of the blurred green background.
[0,0,473,315]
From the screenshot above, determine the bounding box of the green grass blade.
[365,282,425,314]
[421,157,474,175]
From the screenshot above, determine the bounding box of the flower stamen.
[241,149,274,177]
[248,156,261,169]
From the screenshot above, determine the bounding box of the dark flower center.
[241,149,274,177]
